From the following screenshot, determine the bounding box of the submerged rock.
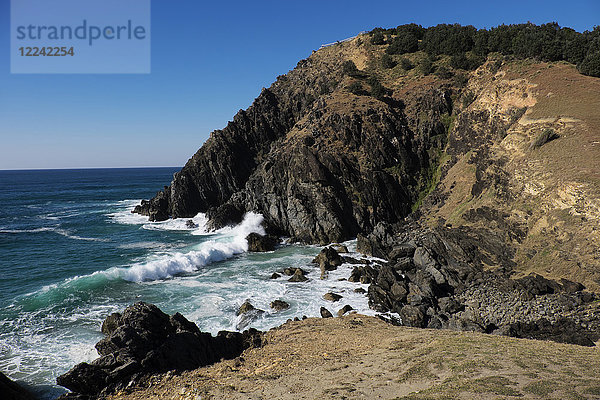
[57,302,262,398]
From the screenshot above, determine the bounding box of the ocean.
[0,168,375,399]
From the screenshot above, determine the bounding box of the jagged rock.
[320,307,333,318]
[57,302,262,397]
[313,247,343,279]
[354,288,366,294]
[185,220,197,229]
[0,372,35,400]
[270,300,290,311]
[323,293,342,302]
[237,301,260,316]
[399,305,426,328]
[283,267,307,276]
[331,244,349,253]
[269,272,281,279]
[101,312,121,336]
[337,305,354,317]
[246,233,278,252]
[342,256,364,264]
[288,268,308,282]
[506,318,600,347]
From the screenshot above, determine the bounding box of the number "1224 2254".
[19,47,75,56]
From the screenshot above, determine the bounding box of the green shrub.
[578,51,600,77]
[435,65,454,79]
[386,33,418,55]
[419,56,434,75]
[381,54,397,69]
[368,76,388,99]
[400,57,414,70]
[348,81,363,95]
[342,60,359,76]
[371,31,385,45]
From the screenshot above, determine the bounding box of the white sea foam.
[107,212,265,282]
[107,199,209,233]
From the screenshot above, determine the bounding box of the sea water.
[0,168,379,399]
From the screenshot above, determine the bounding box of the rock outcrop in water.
[0,372,35,400]
[57,302,262,398]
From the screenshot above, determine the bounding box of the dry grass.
[106,314,600,400]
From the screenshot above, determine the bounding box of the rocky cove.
[39,25,600,399]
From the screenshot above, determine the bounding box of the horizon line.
[0,165,182,172]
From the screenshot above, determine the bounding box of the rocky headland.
[57,24,600,399]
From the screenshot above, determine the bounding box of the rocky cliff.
[135,29,600,296]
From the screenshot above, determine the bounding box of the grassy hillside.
[106,315,600,400]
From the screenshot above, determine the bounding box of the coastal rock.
[246,233,278,252]
[288,268,308,282]
[323,293,343,302]
[57,302,262,397]
[320,307,333,318]
[337,305,354,317]
[0,372,35,400]
[185,219,197,229]
[270,300,290,311]
[269,272,281,279]
[312,247,344,279]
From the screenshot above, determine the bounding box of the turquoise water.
[0,168,374,399]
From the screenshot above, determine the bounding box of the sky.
[0,0,599,170]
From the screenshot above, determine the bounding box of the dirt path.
[107,314,600,400]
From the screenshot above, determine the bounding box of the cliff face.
[134,39,453,243]
[135,32,600,292]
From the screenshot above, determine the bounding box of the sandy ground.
[107,314,600,400]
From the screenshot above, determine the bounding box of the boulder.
[269,272,281,279]
[270,300,290,311]
[246,233,279,252]
[185,219,197,229]
[323,293,342,302]
[237,301,261,316]
[320,307,333,318]
[337,305,354,317]
[288,268,308,282]
[312,247,344,279]
[57,302,263,397]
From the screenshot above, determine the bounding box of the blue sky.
[0,0,599,170]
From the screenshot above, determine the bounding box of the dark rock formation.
[270,300,290,311]
[57,302,262,398]
[354,220,600,345]
[323,292,343,302]
[246,233,278,252]
[133,46,452,245]
[269,272,281,279]
[288,268,308,282]
[320,307,333,318]
[337,305,354,317]
[0,372,35,400]
[313,247,344,279]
